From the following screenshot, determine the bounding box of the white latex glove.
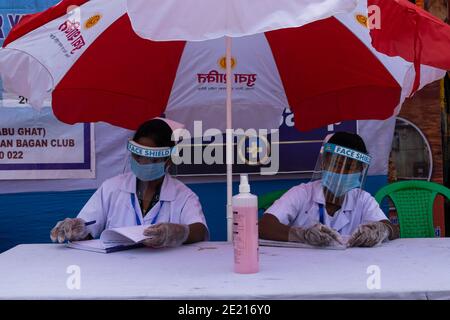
[288,223,343,247]
[50,218,89,243]
[142,223,189,248]
[348,221,390,247]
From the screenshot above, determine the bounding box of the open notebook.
[259,235,352,250]
[67,225,151,253]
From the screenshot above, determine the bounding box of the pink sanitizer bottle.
[233,174,259,274]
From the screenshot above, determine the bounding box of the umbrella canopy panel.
[0,0,446,132]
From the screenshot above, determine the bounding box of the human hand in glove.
[50,218,90,243]
[143,223,190,248]
[288,223,343,247]
[348,221,390,247]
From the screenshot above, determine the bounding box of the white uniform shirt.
[78,172,208,238]
[266,180,387,235]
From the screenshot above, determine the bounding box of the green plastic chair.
[258,189,289,212]
[375,180,450,238]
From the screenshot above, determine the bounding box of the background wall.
[393,81,447,236]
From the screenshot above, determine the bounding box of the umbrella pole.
[226,37,233,242]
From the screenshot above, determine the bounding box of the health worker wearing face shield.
[50,118,209,248]
[259,132,399,247]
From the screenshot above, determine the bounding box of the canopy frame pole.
[226,37,233,242]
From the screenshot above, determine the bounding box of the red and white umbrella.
[1,0,449,240]
[1,0,446,132]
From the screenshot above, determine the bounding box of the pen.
[85,220,96,226]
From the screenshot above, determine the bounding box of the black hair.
[328,131,368,154]
[133,118,175,148]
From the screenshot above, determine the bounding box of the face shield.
[312,142,371,205]
[127,140,173,164]
[126,140,176,204]
[127,140,173,172]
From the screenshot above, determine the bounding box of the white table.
[0,239,450,299]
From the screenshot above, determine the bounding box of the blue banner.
[173,108,357,176]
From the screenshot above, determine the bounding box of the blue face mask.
[130,157,166,181]
[321,171,362,197]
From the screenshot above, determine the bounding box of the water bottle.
[232,174,259,274]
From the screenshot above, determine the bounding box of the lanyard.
[318,204,325,225]
[130,194,161,226]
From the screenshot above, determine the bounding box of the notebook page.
[100,225,150,244]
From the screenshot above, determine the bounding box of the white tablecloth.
[1,239,450,299]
